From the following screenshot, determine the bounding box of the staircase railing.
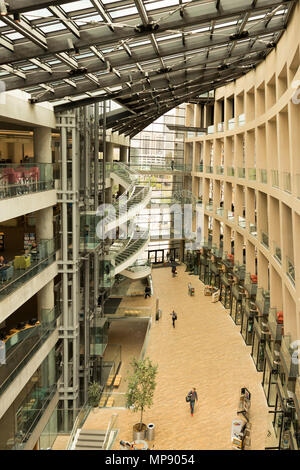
[102,413,119,450]
[67,402,91,450]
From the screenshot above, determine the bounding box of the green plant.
[126,357,158,431]
[88,381,101,407]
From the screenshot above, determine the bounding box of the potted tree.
[88,381,102,407]
[126,356,158,440]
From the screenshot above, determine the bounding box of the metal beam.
[0,14,48,51]
[48,6,80,39]
[0,0,293,65]
[7,0,77,13]
[2,22,284,92]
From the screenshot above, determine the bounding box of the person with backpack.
[186,387,198,416]
[170,310,177,328]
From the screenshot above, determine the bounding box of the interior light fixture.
[0,1,7,16]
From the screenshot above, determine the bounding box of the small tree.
[126,357,158,431]
[88,381,102,407]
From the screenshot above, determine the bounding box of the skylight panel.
[74,14,103,25]
[23,9,53,20]
[110,7,139,19]
[156,33,181,42]
[5,32,24,40]
[61,1,93,13]
[145,0,179,12]
[39,23,67,33]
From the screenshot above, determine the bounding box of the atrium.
[0,0,299,451]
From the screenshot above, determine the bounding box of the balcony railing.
[286,256,295,286]
[206,165,213,174]
[238,114,246,127]
[227,166,235,177]
[216,165,224,175]
[216,207,224,217]
[260,169,268,184]
[196,163,203,172]
[0,238,58,300]
[207,125,215,134]
[248,168,256,181]
[0,163,54,200]
[249,223,257,237]
[296,174,300,199]
[217,122,224,132]
[282,172,292,193]
[0,309,60,397]
[205,203,213,212]
[273,242,282,264]
[238,167,246,178]
[238,216,246,229]
[261,231,269,249]
[271,170,279,188]
[226,210,235,222]
[228,118,235,130]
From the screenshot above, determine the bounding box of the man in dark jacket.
[170,310,177,328]
[188,387,198,416]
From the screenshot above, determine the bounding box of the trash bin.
[146,423,155,441]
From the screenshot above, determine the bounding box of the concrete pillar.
[120,146,129,163]
[34,127,55,319]
[106,142,114,163]
[34,127,52,163]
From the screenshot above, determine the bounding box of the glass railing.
[13,382,59,450]
[0,163,54,200]
[296,174,300,199]
[249,223,257,237]
[217,122,224,132]
[206,165,213,174]
[196,163,203,172]
[238,114,246,127]
[227,167,235,177]
[271,170,279,188]
[282,172,292,193]
[114,231,149,270]
[232,263,246,282]
[238,216,246,229]
[238,167,245,179]
[0,309,60,397]
[216,165,224,175]
[207,125,215,134]
[255,287,270,315]
[228,118,235,130]
[280,335,299,378]
[0,238,58,299]
[226,210,235,222]
[273,242,282,264]
[260,169,268,184]
[67,401,92,450]
[205,203,213,212]
[261,231,269,249]
[216,207,224,217]
[268,308,283,342]
[286,257,295,286]
[248,168,256,181]
[244,273,258,296]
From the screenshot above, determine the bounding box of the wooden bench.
[106,375,114,387]
[113,375,122,388]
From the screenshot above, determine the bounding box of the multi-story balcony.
[0,164,56,223]
[0,239,59,323]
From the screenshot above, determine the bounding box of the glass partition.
[0,309,61,397]
[206,165,213,174]
[273,242,282,264]
[261,231,269,249]
[248,168,256,181]
[0,163,54,200]
[216,165,224,175]
[271,170,279,188]
[260,169,268,184]
[238,114,246,127]
[227,166,235,177]
[282,172,291,193]
[238,167,245,179]
[0,238,58,299]
[255,288,270,315]
[286,257,295,285]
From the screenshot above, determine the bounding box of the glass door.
[148,250,164,264]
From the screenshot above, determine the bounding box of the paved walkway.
[81,265,269,450]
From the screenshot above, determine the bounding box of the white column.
[120,146,128,163]
[34,127,52,163]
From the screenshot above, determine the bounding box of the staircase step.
[78,434,105,442]
[80,430,106,436]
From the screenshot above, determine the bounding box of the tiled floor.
[83,266,270,450]
[53,265,270,450]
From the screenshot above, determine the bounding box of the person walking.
[187,387,198,416]
[170,310,177,328]
[171,159,175,171]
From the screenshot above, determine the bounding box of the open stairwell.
[74,429,106,450]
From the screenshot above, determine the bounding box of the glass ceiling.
[0,0,296,137]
